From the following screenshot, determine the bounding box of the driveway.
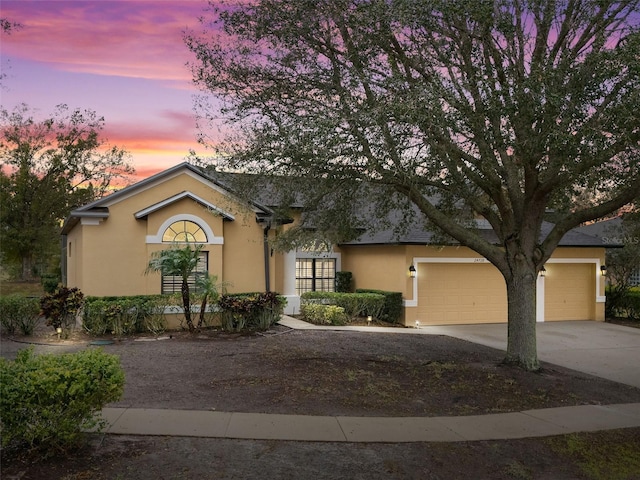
[422,321,640,389]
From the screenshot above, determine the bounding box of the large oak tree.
[186,0,640,370]
[0,104,133,280]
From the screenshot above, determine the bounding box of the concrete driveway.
[425,321,640,389]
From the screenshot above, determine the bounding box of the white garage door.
[416,263,508,325]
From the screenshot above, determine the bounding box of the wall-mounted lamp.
[600,265,607,276]
[409,265,416,278]
[539,266,546,277]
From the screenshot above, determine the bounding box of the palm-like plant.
[146,244,203,332]
[195,273,228,329]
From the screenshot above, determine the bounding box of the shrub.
[40,274,60,294]
[40,287,84,335]
[335,271,353,292]
[143,296,170,336]
[301,291,385,321]
[0,347,125,456]
[606,287,640,320]
[355,289,403,323]
[217,292,285,332]
[83,295,172,336]
[0,294,41,335]
[300,303,347,325]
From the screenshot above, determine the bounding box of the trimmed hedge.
[0,348,125,456]
[301,291,385,321]
[300,303,348,325]
[83,295,171,336]
[355,289,403,324]
[0,294,41,336]
[335,271,353,292]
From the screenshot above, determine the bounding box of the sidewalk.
[102,403,640,442]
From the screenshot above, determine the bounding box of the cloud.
[2,1,207,83]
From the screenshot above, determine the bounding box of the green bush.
[40,287,84,335]
[40,274,60,294]
[0,348,125,456]
[335,271,353,292]
[217,292,285,332]
[300,303,348,325]
[301,291,385,321]
[0,294,41,336]
[606,287,640,320]
[83,295,173,336]
[356,289,404,323]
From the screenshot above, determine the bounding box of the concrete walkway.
[102,403,640,442]
[98,318,640,442]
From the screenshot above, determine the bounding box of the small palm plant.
[146,244,203,332]
[194,272,228,329]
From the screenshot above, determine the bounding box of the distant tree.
[0,104,133,280]
[146,244,204,333]
[1,18,21,86]
[0,18,21,34]
[187,0,640,370]
[605,206,640,317]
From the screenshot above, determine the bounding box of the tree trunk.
[504,266,540,371]
[181,279,194,332]
[197,294,208,330]
[21,255,35,281]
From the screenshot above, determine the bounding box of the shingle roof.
[63,162,610,248]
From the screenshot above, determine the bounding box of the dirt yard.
[2,324,640,479]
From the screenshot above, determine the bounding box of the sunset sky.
[1,0,223,180]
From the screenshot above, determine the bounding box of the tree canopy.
[186,0,640,369]
[0,104,133,280]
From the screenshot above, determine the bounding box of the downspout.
[262,221,271,292]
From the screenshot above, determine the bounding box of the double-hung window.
[296,258,336,295]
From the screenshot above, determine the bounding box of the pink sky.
[1,0,221,180]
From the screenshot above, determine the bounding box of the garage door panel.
[545,264,595,321]
[417,263,507,325]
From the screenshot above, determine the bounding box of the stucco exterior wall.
[340,245,408,292]
[66,171,272,296]
[340,245,606,326]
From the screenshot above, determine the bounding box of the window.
[162,220,207,243]
[161,251,208,294]
[296,258,336,295]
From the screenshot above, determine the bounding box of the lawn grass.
[547,429,640,480]
[0,281,44,297]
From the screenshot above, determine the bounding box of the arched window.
[162,220,207,243]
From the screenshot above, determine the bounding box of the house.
[62,162,609,326]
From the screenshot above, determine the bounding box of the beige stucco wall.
[67,171,273,297]
[340,244,606,326]
[340,245,409,292]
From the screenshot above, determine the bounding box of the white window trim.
[146,214,223,245]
